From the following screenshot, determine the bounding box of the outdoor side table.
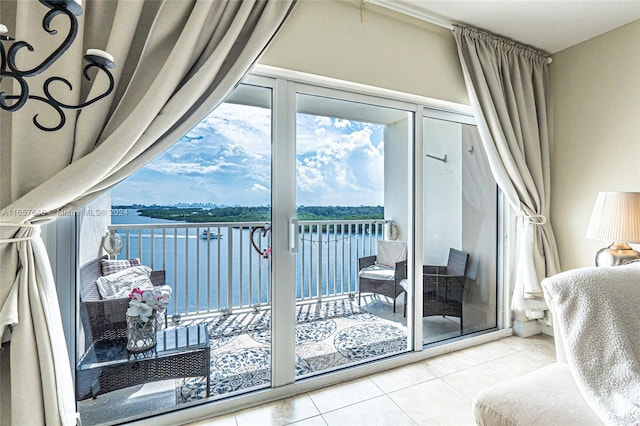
[76,324,210,400]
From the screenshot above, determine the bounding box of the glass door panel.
[293,93,412,379]
[81,84,273,424]
[422,117,497,345]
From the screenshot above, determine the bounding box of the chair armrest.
[423,266,464,294]
[423,265,446,275]
[150,270,166,286]
[359,256,376,269]
[82,297,130,342]
[394,260,407,284]
[423,273,460,278]
[149,270,169,327]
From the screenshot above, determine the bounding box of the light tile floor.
[184,334,556,426]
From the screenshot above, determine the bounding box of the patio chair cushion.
[376,240,407,267]
[359,264,395,281]
[101,258,141,276]
[96,265,154,299]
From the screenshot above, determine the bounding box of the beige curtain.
[0,1,295,424]
[452,24,561,319]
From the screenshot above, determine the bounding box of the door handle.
[289,218,299,253]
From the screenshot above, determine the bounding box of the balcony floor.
[77,294,462,425]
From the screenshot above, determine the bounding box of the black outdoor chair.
[358,240,407,312]
[402,248,469,334]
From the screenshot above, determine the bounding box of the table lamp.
[586,191,640,266]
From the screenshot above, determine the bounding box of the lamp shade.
[586,192,640,244]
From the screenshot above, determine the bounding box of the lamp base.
[594,242,640,267]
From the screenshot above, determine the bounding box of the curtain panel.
[452,24,561,319]
[0,1,295,424]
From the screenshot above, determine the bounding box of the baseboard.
[512,318,542,337]
[540,321,553,337]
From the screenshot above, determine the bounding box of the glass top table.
[76,324,210,400]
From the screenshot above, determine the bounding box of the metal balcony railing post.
[226,228,233,313]
[184,227,189,315]
[316,228,323,301]
[173,228,178,316]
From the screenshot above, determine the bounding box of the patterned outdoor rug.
[176,300,407,403]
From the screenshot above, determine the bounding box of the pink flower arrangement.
[127,287,171,323]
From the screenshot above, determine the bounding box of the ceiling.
[369,0,640,54]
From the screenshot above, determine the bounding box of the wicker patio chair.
[402,248,469,334]
[358,240,407,312]
[79,256,167,346]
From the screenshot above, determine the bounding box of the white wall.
[549,20,640,271]
[260,0,468,105]
[78,193,111,265]
[423,118,462,265]
[384,118,411,241]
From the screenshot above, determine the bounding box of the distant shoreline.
[112,205,384,223]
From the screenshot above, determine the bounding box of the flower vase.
[126,314,157,352]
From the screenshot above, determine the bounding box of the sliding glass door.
[292,92,413,378]
[78,83,275,425]
[420,116,497,345]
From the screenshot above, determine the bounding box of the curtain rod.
[363,0,454,30]
[362,0,553,64]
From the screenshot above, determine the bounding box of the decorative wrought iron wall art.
[0,0,115,131]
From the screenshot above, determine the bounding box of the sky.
[111,103,386,207]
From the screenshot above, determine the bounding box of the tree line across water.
[117,205,384,223]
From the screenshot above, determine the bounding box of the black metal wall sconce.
[0,0,115,132]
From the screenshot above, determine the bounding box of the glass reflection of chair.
[358,240,407,312]
[402,248,469,334]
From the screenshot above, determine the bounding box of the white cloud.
[117,101,386,206]
[250,183,269,192]
[147,161,222,175]
[311,116,350,129]
[295,123,384,205]
[186,103,271,156]
[314,116,332,126]
[334,118,351,128]
[148,139,269,178]
[297,158,326,192]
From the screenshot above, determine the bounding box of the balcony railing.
[108,219,391,319]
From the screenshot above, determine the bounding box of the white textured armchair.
[474,262,640,425]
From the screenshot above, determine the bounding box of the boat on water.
[200,229,222,239]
